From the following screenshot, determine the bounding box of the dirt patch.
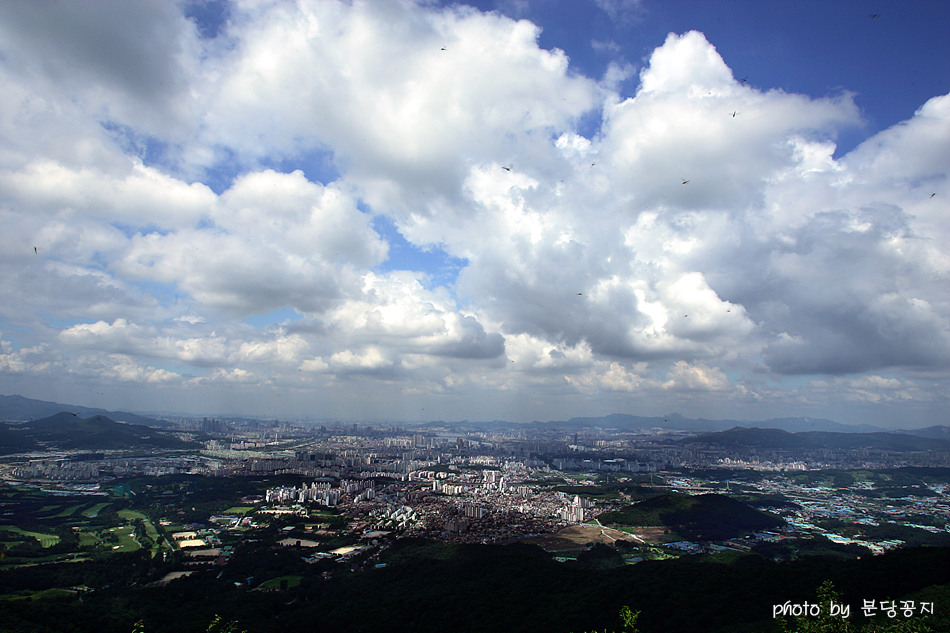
[520,524,668,551]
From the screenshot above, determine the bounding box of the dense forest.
[2,540,949,633]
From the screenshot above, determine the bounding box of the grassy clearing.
[259,575,303,590]
[118,509,161,549]
[77,531,101,547]
[0,526,60,548]
[54,504,84,517]
[223,506,255,515]
[107,526,140,552]
[0,588,78,601]
[118,509,147,521]
[81,502,110,517]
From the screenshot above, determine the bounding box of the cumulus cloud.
[0,1,947,424]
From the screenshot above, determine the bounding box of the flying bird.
[501,166,511,172]
[732,111,737,117]
[681,179,689,185]
[870,13,880,18]
[740,76,749,84]
[930,193,936,198]
[33,246,37,254]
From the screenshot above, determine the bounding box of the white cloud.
[594,0,645,24]
[0,2,947,424]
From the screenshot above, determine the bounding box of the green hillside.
[16,413,196,451]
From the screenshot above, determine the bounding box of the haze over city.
[0,0,948,427]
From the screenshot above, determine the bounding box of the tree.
[206,615,249,633]
[578,605,641,633]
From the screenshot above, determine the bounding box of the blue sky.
[0,0,947,427]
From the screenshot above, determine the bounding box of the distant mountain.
[680,426,950,451]
[897,426,950,440]
[0,394,171,427]
[597,492,784,541]
[0,412,198,454]
[525,413,885,433]
[680,427,809,449]
[384,412,895,434]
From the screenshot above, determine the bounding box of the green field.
[259,575,303,590]
[81,502,110,517]
[0,526,60,548]
[0,588,79,601]
[54,503,85,518]
[223,506,255,515]
[106,526,141,552]
[118,510,162,552]
[77,531,102,547]
[117,509,147,521]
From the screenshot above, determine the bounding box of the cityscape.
[2,396,950,632]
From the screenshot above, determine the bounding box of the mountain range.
[0,394,170,427]
[1,393,947,439]
[679,426,950,452]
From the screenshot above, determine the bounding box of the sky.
[0,0,948,428]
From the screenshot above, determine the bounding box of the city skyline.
[1,1,948,427]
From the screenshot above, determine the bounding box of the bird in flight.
[732,111,737,118]
[501,166,511,172]
[931,193,936,198]
[33,246,37,254]
[740,76,749,84]
[870,13,880,18]
[681,179,689,185]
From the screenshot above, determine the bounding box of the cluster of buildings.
[264,479,378,507]
[6,454,209,481]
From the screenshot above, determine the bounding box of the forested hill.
[0,413,198,453]
[597,492,785,541]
